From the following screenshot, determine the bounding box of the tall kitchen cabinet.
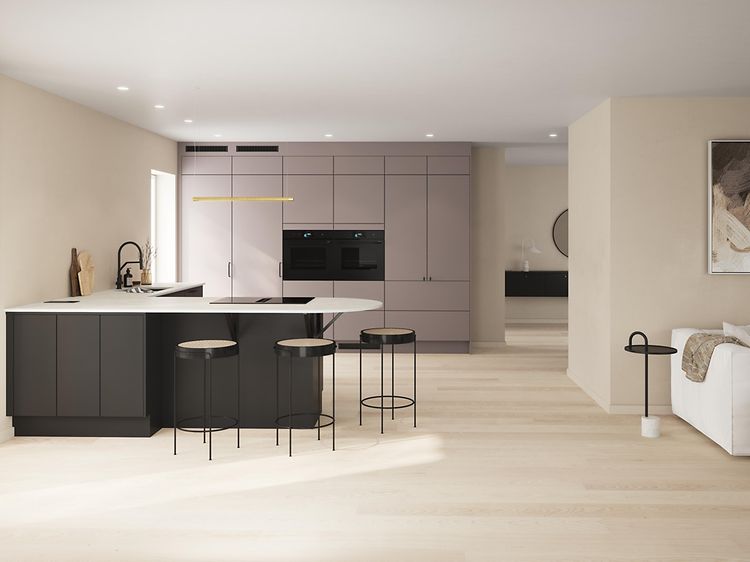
[385,156,471,349]
[181,154,282,298]
[281,155,386,341]
[179,144,470,351]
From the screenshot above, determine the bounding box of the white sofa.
[671,328,750,455]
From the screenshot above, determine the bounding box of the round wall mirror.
[553,209,569,257]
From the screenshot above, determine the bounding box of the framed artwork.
[709,140,750,273]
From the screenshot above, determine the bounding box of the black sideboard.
[505,271,568,297]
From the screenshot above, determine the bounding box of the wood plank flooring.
[0,324,748,561]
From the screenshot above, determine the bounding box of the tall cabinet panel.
[100,315,145,418]
[385,175,427,281]
[232,175,283,297]
[12,314,57,416]
[57,315,100,417]
[427,175,471,281]
[283,175,333,225]
[334,175,384,224]
[181,175,232,297]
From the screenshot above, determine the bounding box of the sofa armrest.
[671,328,722,354]
[671,328,721,417]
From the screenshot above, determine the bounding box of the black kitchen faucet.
[115,241,143,289]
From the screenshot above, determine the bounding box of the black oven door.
[283,230,384,281]
[333,237,384,281]
[282,231,332,280]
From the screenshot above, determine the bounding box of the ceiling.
[2,0,750,146]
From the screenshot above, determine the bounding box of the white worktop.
[5,283,382,314]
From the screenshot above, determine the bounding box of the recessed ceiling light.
[548,132,558,138]
[324,133,333,138]
[116,86,129,91]
[153,104,165,109]
[425,133,435,138]
[213,134,222,138]
[184,119,193,123]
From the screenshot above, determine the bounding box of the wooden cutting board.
[77,251,95,296]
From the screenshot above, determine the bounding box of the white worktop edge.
[5,283,382,314]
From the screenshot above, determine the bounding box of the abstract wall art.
[709,140,750,273]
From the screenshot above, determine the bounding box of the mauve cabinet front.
[334,175,384,224]
[427,175,470,281]
[181,156,232,175]
[232,175,283,297]
[181,175,232,297]
[385,311,470,341]
[385,176,427,281]
[232,156,282,175]
[386,281,469,311]
[283,175,333,224]
[283,156,333,175]
[334,156,384,175]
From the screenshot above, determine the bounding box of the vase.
[141,269,152,285]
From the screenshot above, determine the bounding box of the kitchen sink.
[124,286,174,294]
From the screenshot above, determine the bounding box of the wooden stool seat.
[175,339,238,360]
[275,338,336,358]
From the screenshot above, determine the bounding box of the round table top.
[624,344,677,355]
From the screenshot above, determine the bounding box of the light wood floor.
[1,325,749,562]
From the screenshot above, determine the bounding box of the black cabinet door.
[100,315,145,417]
[13,314,57,416]
[57,315,100,416]
[505,271,568,297]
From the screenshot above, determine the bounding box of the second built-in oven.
[282,230,384,281]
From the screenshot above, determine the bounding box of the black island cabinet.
[8,312,159,436]
[6,308,323,437]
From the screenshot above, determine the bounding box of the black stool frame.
[359,329,417,434]
[274,340,337,457]
[173,343,240,461]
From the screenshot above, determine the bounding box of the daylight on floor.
[1,1,749,561]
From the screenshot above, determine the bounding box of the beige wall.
[471,146,506,346]
[567,99,612,410]
[504,165,568,323]
[609,97,750,412]
[0,74,177,441]
[569,97,750,413]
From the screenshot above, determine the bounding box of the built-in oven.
[283,230,384,281]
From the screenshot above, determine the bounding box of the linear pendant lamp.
[192,196,293,202]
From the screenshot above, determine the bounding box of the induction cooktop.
[210,297,314,305]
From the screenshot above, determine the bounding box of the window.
[150,170,177,283]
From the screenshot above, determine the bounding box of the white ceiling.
[2,0,750,145]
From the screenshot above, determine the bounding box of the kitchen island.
[5,284,381,437]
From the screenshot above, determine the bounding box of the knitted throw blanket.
[682,333,744,382]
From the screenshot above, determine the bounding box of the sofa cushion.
[723,322,750,347]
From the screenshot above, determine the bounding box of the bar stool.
[359,328,417,434]
[274,338,336,457]
[173,339,240,461]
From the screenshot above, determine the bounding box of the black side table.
[624,331,676,438]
